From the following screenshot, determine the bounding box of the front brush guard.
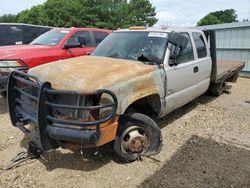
[8,70,117,152]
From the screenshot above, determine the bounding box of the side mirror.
[168,31,188,65]
[168,31,188,49]
[64,43,81,49]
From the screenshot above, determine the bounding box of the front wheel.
[114,113,162,162]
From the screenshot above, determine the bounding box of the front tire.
[114,113,162,162]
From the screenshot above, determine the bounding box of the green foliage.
[212,9,237,23]
[0,14,18,23]
[197,14,221,26]
[18,5,48,25]
[44,0,86,27]
[129,0,158,27]
[197,9,238,26]
[0,0,158,29]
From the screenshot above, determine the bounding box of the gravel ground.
[0,77,249,188]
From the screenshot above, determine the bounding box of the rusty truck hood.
[28,56,156,91]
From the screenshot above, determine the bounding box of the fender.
[111,68,166,115]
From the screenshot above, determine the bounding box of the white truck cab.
[162,28,212,115]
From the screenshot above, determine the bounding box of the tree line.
[0,0,158,29]
[0,1,245,28]
[197,9,238,26]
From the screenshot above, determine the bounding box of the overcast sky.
[0,0,249,26]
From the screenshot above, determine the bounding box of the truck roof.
[51,27,112,33]
[115,27,202,33]
[0,23,53,29]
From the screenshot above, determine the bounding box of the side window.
[178,33,194,63]
[66,31,91,47]
[170,33,194,64]
[93,32,109,45]
[0,25,22,45]
[22,26,50,44]
[192,32,207,58]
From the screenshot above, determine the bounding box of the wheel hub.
[129,135,145,153]
[121,126,149,154]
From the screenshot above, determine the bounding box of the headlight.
[0,60,27,75]
[0,60,20,67]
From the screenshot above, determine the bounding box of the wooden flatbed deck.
[215,60,245,83]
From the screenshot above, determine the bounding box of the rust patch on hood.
[28,56,165,115]
[28,56,156,91]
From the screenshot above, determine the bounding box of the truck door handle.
[193,66,199,73]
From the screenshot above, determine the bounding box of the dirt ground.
[0,78,250,188]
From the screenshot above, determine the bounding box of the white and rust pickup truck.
[8,27,245,162]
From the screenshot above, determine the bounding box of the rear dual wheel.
[114,113,162,162]
[210,81,226,96]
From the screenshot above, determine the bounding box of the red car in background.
[0,28,111,96]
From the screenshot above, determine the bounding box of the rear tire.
[210,82,226,96]
[114,113,162,162]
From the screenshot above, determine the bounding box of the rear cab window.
[93,32,109,45]
[192,32,207,58]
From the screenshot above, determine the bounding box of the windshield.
[92,31,168,65]
[30,30,68,46]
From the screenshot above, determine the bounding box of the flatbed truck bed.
[216,60,245,83]
[204,30,245,90]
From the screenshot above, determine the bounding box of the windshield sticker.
[148,32,168,38]
[60,30,70,34]
[15,41,23,45]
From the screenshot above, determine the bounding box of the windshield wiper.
[108,53,120,58]
[31,43,43,45]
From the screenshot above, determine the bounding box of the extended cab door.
[162,31,212,115]
[65,31,95,57]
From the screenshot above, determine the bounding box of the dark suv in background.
[0,23,52,46]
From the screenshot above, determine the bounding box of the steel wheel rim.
[120,126,150,154]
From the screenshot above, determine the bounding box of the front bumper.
[8,70,118,152]
[0,75,8,92]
